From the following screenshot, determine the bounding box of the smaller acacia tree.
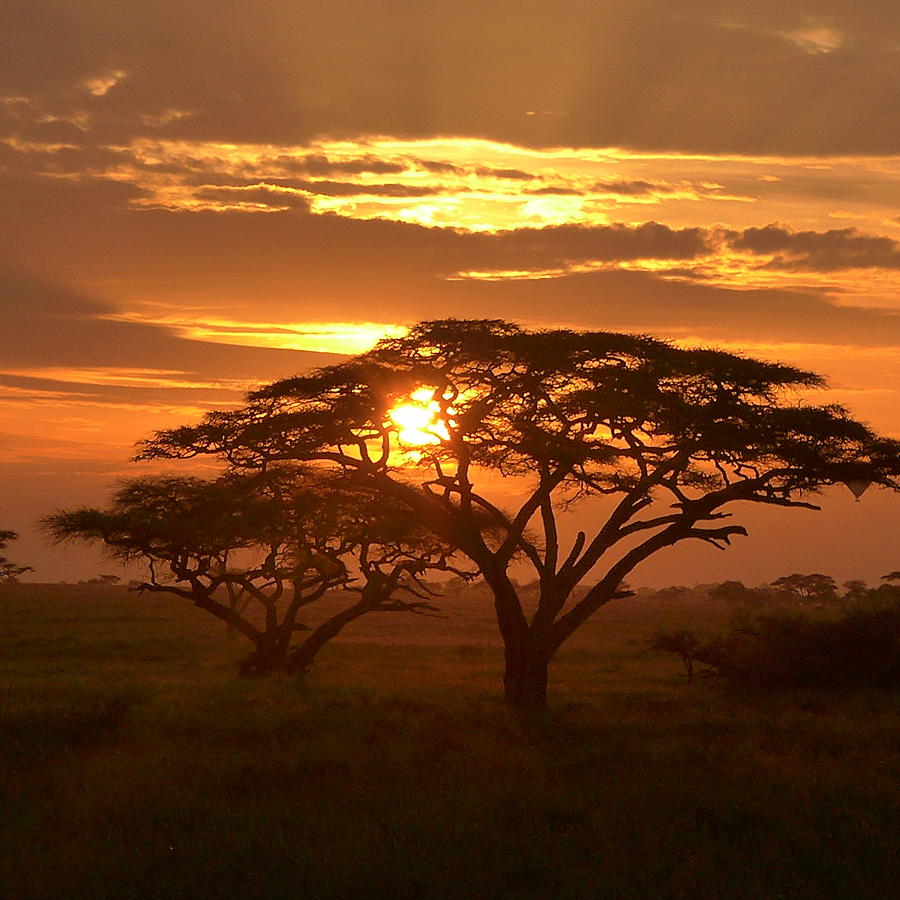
[842,579,869,604]
[0,530,33,582]
[771,573,838,606]
[43,468,468,675]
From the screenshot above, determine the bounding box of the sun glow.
[389,388,451,446]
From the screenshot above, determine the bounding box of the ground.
[1,583,898,899]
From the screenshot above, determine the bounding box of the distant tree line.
[657,571,900,609]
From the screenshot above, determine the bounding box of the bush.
[653,602,900,690]
[708,580,775,607]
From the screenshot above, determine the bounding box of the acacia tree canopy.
[139,319,900,705]
[771,573,838,605]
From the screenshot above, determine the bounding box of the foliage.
[648,629,703,682]
[708,580,770,606]
[653,593,900,689]
[137,319,900,706]
[842,579,868,604]
[0,529,32,582]
[771,573,838,605]
[42,468,468,675]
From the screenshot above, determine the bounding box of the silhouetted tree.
[771,573,838,606]
[649,629,702,683]
[709,580,768,606]
[882,571,900,584]
[842,579,869,604]
[43,468,467,675]
[0,530,33,582]
[138,319,900,706]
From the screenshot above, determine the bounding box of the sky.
[2,0,899,586]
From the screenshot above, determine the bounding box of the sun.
[389,388,451,446]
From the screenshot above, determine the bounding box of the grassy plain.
[1,582,899,899]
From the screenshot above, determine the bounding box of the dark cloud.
[5,162,898,347]
[474,167,535,180]
[417,159,464,174]
[275,154,407,176]
[0,168,147,224]
[431,269,900,350]
[527,186,584,196]
[459,222,709,269]
[5,186,898,357]
[192,186,311,209]
[728,224,900,270]
[0,372,246,409]
[289,181,457,198]
[0,165,712,299]
[4,159,899,351]
[195,181,456,207]
[0,265,343,377]
[5,2,900,154]
[592,180,671,196]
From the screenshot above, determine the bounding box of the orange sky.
[2,1,899,584]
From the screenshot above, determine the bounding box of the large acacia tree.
[140,320,900,706]
[44,467,465,675]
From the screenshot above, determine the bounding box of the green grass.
[1,583,899,898]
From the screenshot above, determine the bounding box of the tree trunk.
[284,598,370,675]
[503,636,552,708]
[238,640,289,677]
[481,568,549,707]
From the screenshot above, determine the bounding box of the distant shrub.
[652,600,900,690]
[648,629,703,683]
[708,580,772,607]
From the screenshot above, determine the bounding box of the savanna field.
[2,583,899,899]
